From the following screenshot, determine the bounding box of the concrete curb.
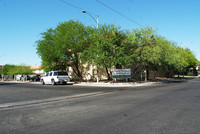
[1,80,160,87]
[74,81,159,87]
[2,77,195,87]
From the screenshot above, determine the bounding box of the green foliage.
[81,24,133,79]
[128,27,198,78]
[36,28,62,71]
[36,20,89,80]
[128,27,162,70]
[187,72,193,76]
[1,64,32,76]
[83,25,131,65]
[1,64,16,76]
[15,65,33,75]
[35,19,198,80]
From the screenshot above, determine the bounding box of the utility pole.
[1,54,4,81]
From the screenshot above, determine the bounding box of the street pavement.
[0,81,126,107]
[0,80,160,110]
[0,78,200,133]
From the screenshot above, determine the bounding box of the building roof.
[30,65,42,70]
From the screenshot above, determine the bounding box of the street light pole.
[82,10,99,28]
[180,41,193,48]
[82,10,99,83]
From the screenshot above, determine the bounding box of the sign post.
[112,69,131,82]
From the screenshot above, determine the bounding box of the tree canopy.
[81,24,133,80]
[0,64,32,78]
[35,20,198,81]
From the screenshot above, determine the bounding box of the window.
[50,72,52,76]
[54,72,58,76]
[58,72,68,75]
[46,73,49,76]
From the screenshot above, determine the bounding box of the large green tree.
[0,64,32,80]
[36,20,89,81]
[82,24,133,80]
[128,27,197,79]
[128,27,160,79]
[54,20,90,81]
[36,28,61,71]
[174,47,198,76]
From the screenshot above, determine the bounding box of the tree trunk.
[154,70,158,79]
[105,66,111,80]
[146,68,149,80]
[5,76,9,81]
[71,60,86,82]
[132,63,141,77]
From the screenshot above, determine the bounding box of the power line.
[59,0,84,11]
[59,0,144,28]
[59,0,96,16]
[96,0,144,28]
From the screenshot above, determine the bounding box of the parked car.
[30,75,41,81]
[19,75,31,81]
[24,75,31,81]
[40,71,70,85]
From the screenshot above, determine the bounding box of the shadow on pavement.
[0,82,21,86]
[152,77,199,84]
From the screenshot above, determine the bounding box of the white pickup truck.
[41,71,70,85]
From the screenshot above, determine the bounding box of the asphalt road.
[0,82,123,105]
[0,79,200,134]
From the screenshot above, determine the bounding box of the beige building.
[30,65,44,74]
[30,63,171,81]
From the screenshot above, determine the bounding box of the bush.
[187,72,193,76]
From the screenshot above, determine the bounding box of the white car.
[41,71,70,85]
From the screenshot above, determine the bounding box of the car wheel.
[51,79,56,85]
[41,80,45,85]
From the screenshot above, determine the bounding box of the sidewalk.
[74,76,199,87]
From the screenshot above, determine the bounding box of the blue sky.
[0,0,199,66]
